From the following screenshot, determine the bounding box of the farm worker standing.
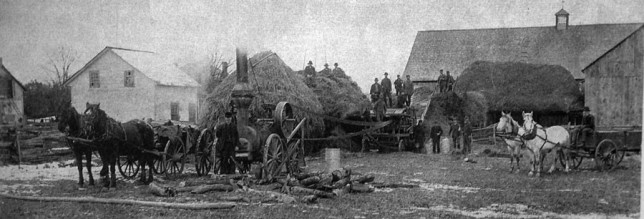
[332,63,345,76]
[381,72,393,107]
[413,120,426,153]
[449,119,461,150]
[370,78,381,103]
[446,71,455,91]
[320,63,332,76]
[215,112,239,174]
[373,94,387,122]
[394,74,403,96]
[579,106,595,146]
[462,116,472,154]
[304,61,316,87]
[437,69,447,93]
[430,124,443,154]
[403,75,414,107]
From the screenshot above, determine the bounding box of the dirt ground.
[0,143,640,218]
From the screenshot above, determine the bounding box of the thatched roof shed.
[201,51,325,135]
[454,61,583,112]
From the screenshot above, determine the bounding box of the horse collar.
[522,123,538,140]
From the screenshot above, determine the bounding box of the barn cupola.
[555,8,569,30]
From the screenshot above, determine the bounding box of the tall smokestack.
[230,47,254,127]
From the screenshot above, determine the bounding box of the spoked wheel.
[594,139,624,171]
[117,154,139,179]
[164,138,186,176]
[152,154,166,174]
[285,140,304,175]
[559,151,583,170]
[195,129,215,176]
[262,134,284,180]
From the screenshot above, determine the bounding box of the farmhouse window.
[171,102,180,121]
[188,103,196,122]
[89,70,100,88]
[124,70,135,87]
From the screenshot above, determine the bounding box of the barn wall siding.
[584,27,643,127]
[70,51,157,122]
[0,67,24,123]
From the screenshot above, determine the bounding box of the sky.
[1,0,643,93]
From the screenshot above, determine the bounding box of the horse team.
[496,111,572,177]
[58,103,155,189]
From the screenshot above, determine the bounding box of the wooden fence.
[470,123,498,146]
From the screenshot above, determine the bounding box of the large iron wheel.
[559,151,583,170]
[262,134,284,180]
[117,154,139,179]
[285,140,303,175]
[594,139,624,171]
[274,102,295,138]
[164,138,186,176]
[195,129,214,176]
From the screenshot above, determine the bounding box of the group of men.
[427,116,472,154]
[304,61,346,87]
[436,69,455,93]
[369,73,415,107]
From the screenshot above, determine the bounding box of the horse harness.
[499,117,525,148]
[521,122,563,153]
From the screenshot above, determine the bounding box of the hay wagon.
[564,125,641,171]
[361,107,417,153]
[194,101,306,180]
[116,122,198,179]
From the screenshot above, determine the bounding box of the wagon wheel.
[117,154,139,179]
[594,139,624,171]
[262,134,284,180]
[195,129,214,176]
[164,138,186,176]
[285,140,303,175]
[559,151,583,170]
[152,140,167,174]
[274,102,295,137]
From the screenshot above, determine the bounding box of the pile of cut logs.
[148,168,378,204]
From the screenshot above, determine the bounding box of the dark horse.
[84,103,155,187]
[57,104,107,186]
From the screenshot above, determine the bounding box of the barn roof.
[582,24,644,72]
[65,47,200,87]
[403,23,643,82]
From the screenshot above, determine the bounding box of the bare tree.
[42,46,78,85]
[207,51,234,79]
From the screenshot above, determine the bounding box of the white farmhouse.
[64,47,200,123]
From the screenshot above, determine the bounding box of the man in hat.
[369,77,381,103]
[446,71,455,91]
[381,72,392,107]
[430,124,443,154]
[413,120,426,153]
[462,116,472,154]
[215,112,239,174]
[403,75,414,107]
[394,74,403,96]
[320,63,332,76]
[578,107,595,146]
[304,61,316,87]
[332,63,345,77]
[437,69,447,93]
[449,118,461,151]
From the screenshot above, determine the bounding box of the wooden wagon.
[361,107,417,153]
[565,125,641,171]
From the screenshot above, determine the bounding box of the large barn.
[64,47,200,123]
[582,25,643,128]
[403,9,643,91]
[0,58,25,125]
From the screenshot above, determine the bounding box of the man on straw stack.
[437,69,447,93]
[446,71,455,91]
[332,63,344,76]
[370,77,382,103]
[381,72,392,107]
[394,74,403,96]
[215,112,239,174]
[304,60,316,87]
[374,93,387,122]
[403,75,414,107]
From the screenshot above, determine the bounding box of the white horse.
[518,112,571,177]
[495,112,526,173]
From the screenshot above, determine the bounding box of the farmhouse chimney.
[555,8,569,30]
[231,48,253,127]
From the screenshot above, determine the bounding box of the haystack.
[295,69,370,118]
[454,61,583,112]
[201,51,325,136]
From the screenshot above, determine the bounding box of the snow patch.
[402,203,640,219]
[419,183,481,193]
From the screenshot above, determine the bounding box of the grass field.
[0,143,640,218]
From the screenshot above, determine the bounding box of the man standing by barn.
[413,120,426,153]
[403,75,414,107]
[381,72,392,107]
[578,107,595,146]
[462,116,472,154]
[430,124,443,154]
[370,78,381,103]
[216,112,239,174]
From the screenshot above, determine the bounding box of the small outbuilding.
[0,58,25,125]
